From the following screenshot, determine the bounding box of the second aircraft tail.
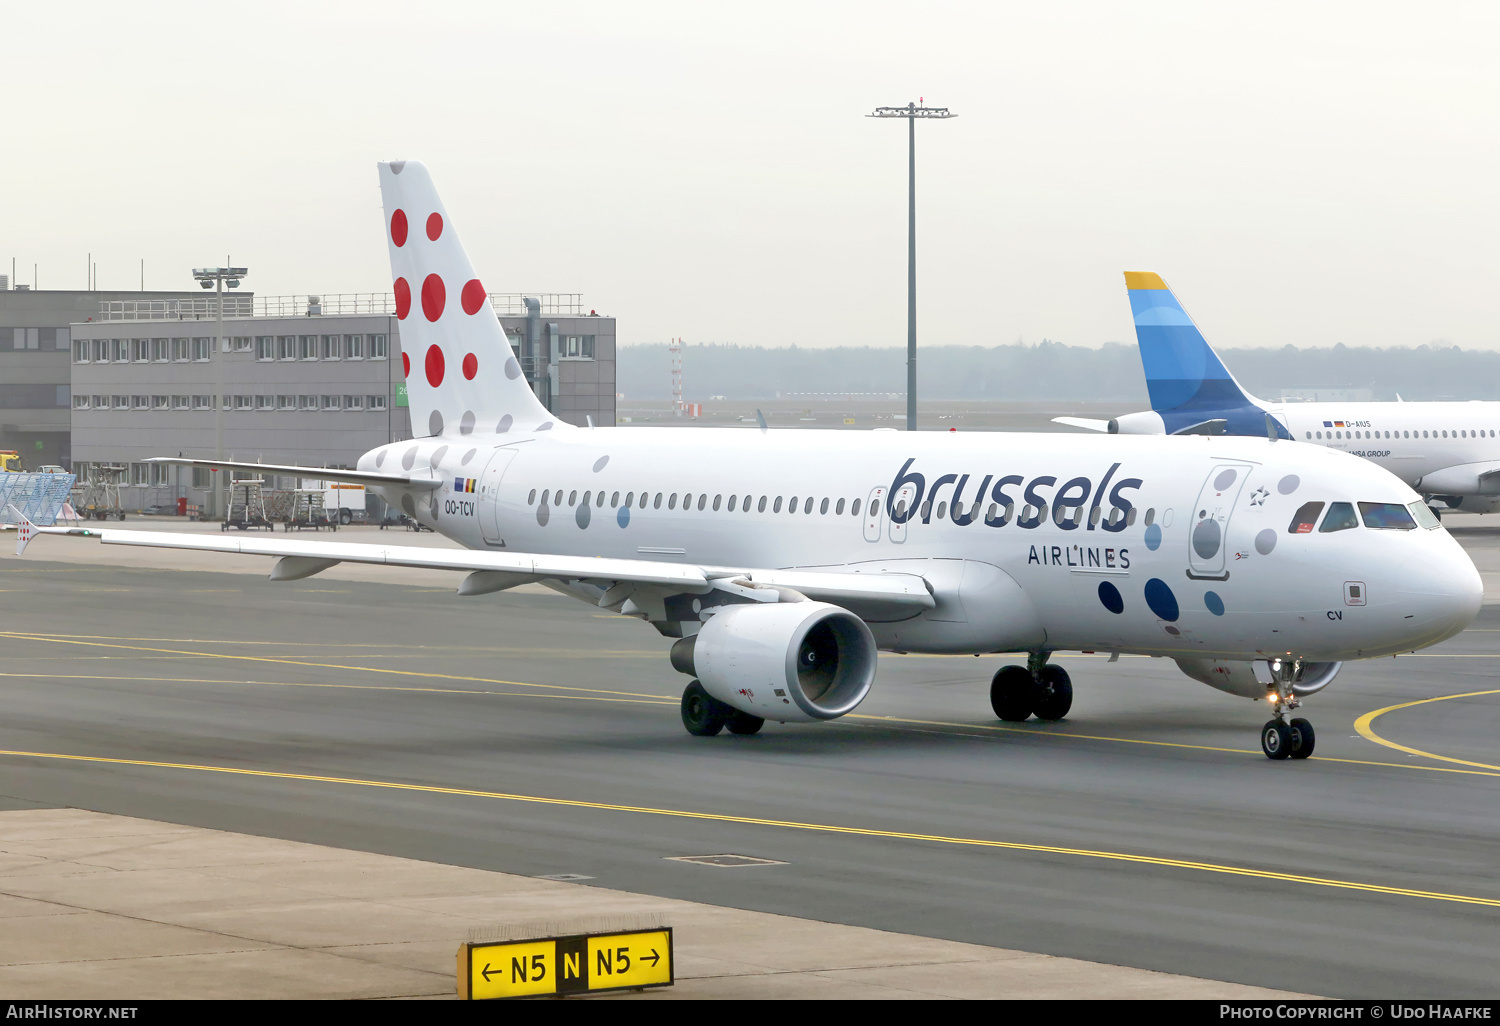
[1123,272,1283,437]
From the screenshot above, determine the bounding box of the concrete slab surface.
[0,808,1298,1000]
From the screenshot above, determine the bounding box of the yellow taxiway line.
[0,746,1496,910]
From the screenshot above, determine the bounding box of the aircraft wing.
[144,457,442,491]
[1051,416,1111,432]
[13,521,936,617]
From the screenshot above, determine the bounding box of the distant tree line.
[618,341,1500,403]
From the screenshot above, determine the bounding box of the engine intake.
[671,602,877,722]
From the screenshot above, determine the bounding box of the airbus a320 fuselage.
[17,161,1483,762]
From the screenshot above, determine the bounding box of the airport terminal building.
[68,293,616,514]
[0,284,211,470]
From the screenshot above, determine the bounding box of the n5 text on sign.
[458,927,673,999]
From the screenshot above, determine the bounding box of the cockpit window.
[1359,502,1417,531]
[1288,501,1324,534]
[1408,500,1441,529]
[1319,502,1359,533]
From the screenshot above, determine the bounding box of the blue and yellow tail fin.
[1124,272,1258,413]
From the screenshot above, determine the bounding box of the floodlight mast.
[868,103,955,431]
[191,266,248,520]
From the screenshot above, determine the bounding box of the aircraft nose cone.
[1393,534,1483,649]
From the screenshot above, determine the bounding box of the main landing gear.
[1260,659,1315,761]
[990,654,1073,723]
[680,680,763,737]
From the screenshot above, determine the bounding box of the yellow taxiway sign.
[458,927,673,999]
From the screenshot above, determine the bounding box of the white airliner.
[11,164,1485,761]
[1057,272,1500,514]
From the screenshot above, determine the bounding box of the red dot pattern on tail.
[394,278,411,319]
[463,353,478,380]
[402,352,410,377]
[461,279,486,315]
[421,274,446,322]
[426,213,443,241]
[390,209,408,247]
[425,344,445,387]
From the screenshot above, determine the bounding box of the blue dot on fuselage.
[1204,591,1225,616]
[1098,580,1124,614]
[1144,578,1179,621]
[1144,523,1162,550]
[617,505,630,527]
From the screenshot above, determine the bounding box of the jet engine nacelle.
[1175,658,1343,699]
[1438,494,1500,514]
[1108,411,1166,435]
[676,602,877,723]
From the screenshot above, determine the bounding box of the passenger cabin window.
[1319,502,1359,533]
[1288,502,1324,534]
[1359,502,1417,531]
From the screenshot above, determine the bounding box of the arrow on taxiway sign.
[641,949,661,968]
[481,963,498,983]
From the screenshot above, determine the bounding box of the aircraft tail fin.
[377,161,557,439]
[1124,272,1259,413]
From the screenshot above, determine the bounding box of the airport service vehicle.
[12,164,1484,760]
[1057,273,1500,515]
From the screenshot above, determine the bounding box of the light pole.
[192,266,247,519]
[868,101,955,431]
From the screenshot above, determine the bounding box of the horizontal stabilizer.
[145,457,442,491]
[1051,417,1112,433]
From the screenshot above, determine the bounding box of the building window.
[277,335,296,360]
[192,467,210,488]
[91,394,105,409]
[561,335,596,359]
[132,395,150,410]
[371,334,387,358]
[73,395,90,410]
[298,395,316,410]
[256,395,274,410]
[255,336,275,361]
[299,335,317,360]
[173,396,190,410]
[91,339,107,362]
[73,340,89,363]
[151,463,171,486]
[277,395,296,410]
[321,335,339,360]
[112,395,130,410]
[344,394,364,411]
[192,337,212,361]
[112,338,129,362]
[344,334,364,359]
[232,336,252,352]
[234,395,253,410]
[131,464,149,486]
[152,395,169,410]
[368,394,386,411]
[320,395,341,410]
[192,395,212,410]
[171,338,189,361]
[12,328,39,350]
[151,338,168,362]
[131,339,148,362]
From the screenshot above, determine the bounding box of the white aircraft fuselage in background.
[18,162,1482,761]
[1090,273,1500,513]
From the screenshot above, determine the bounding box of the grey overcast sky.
[3,1,1496,351]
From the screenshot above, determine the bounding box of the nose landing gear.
[1261,659,1316,760]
